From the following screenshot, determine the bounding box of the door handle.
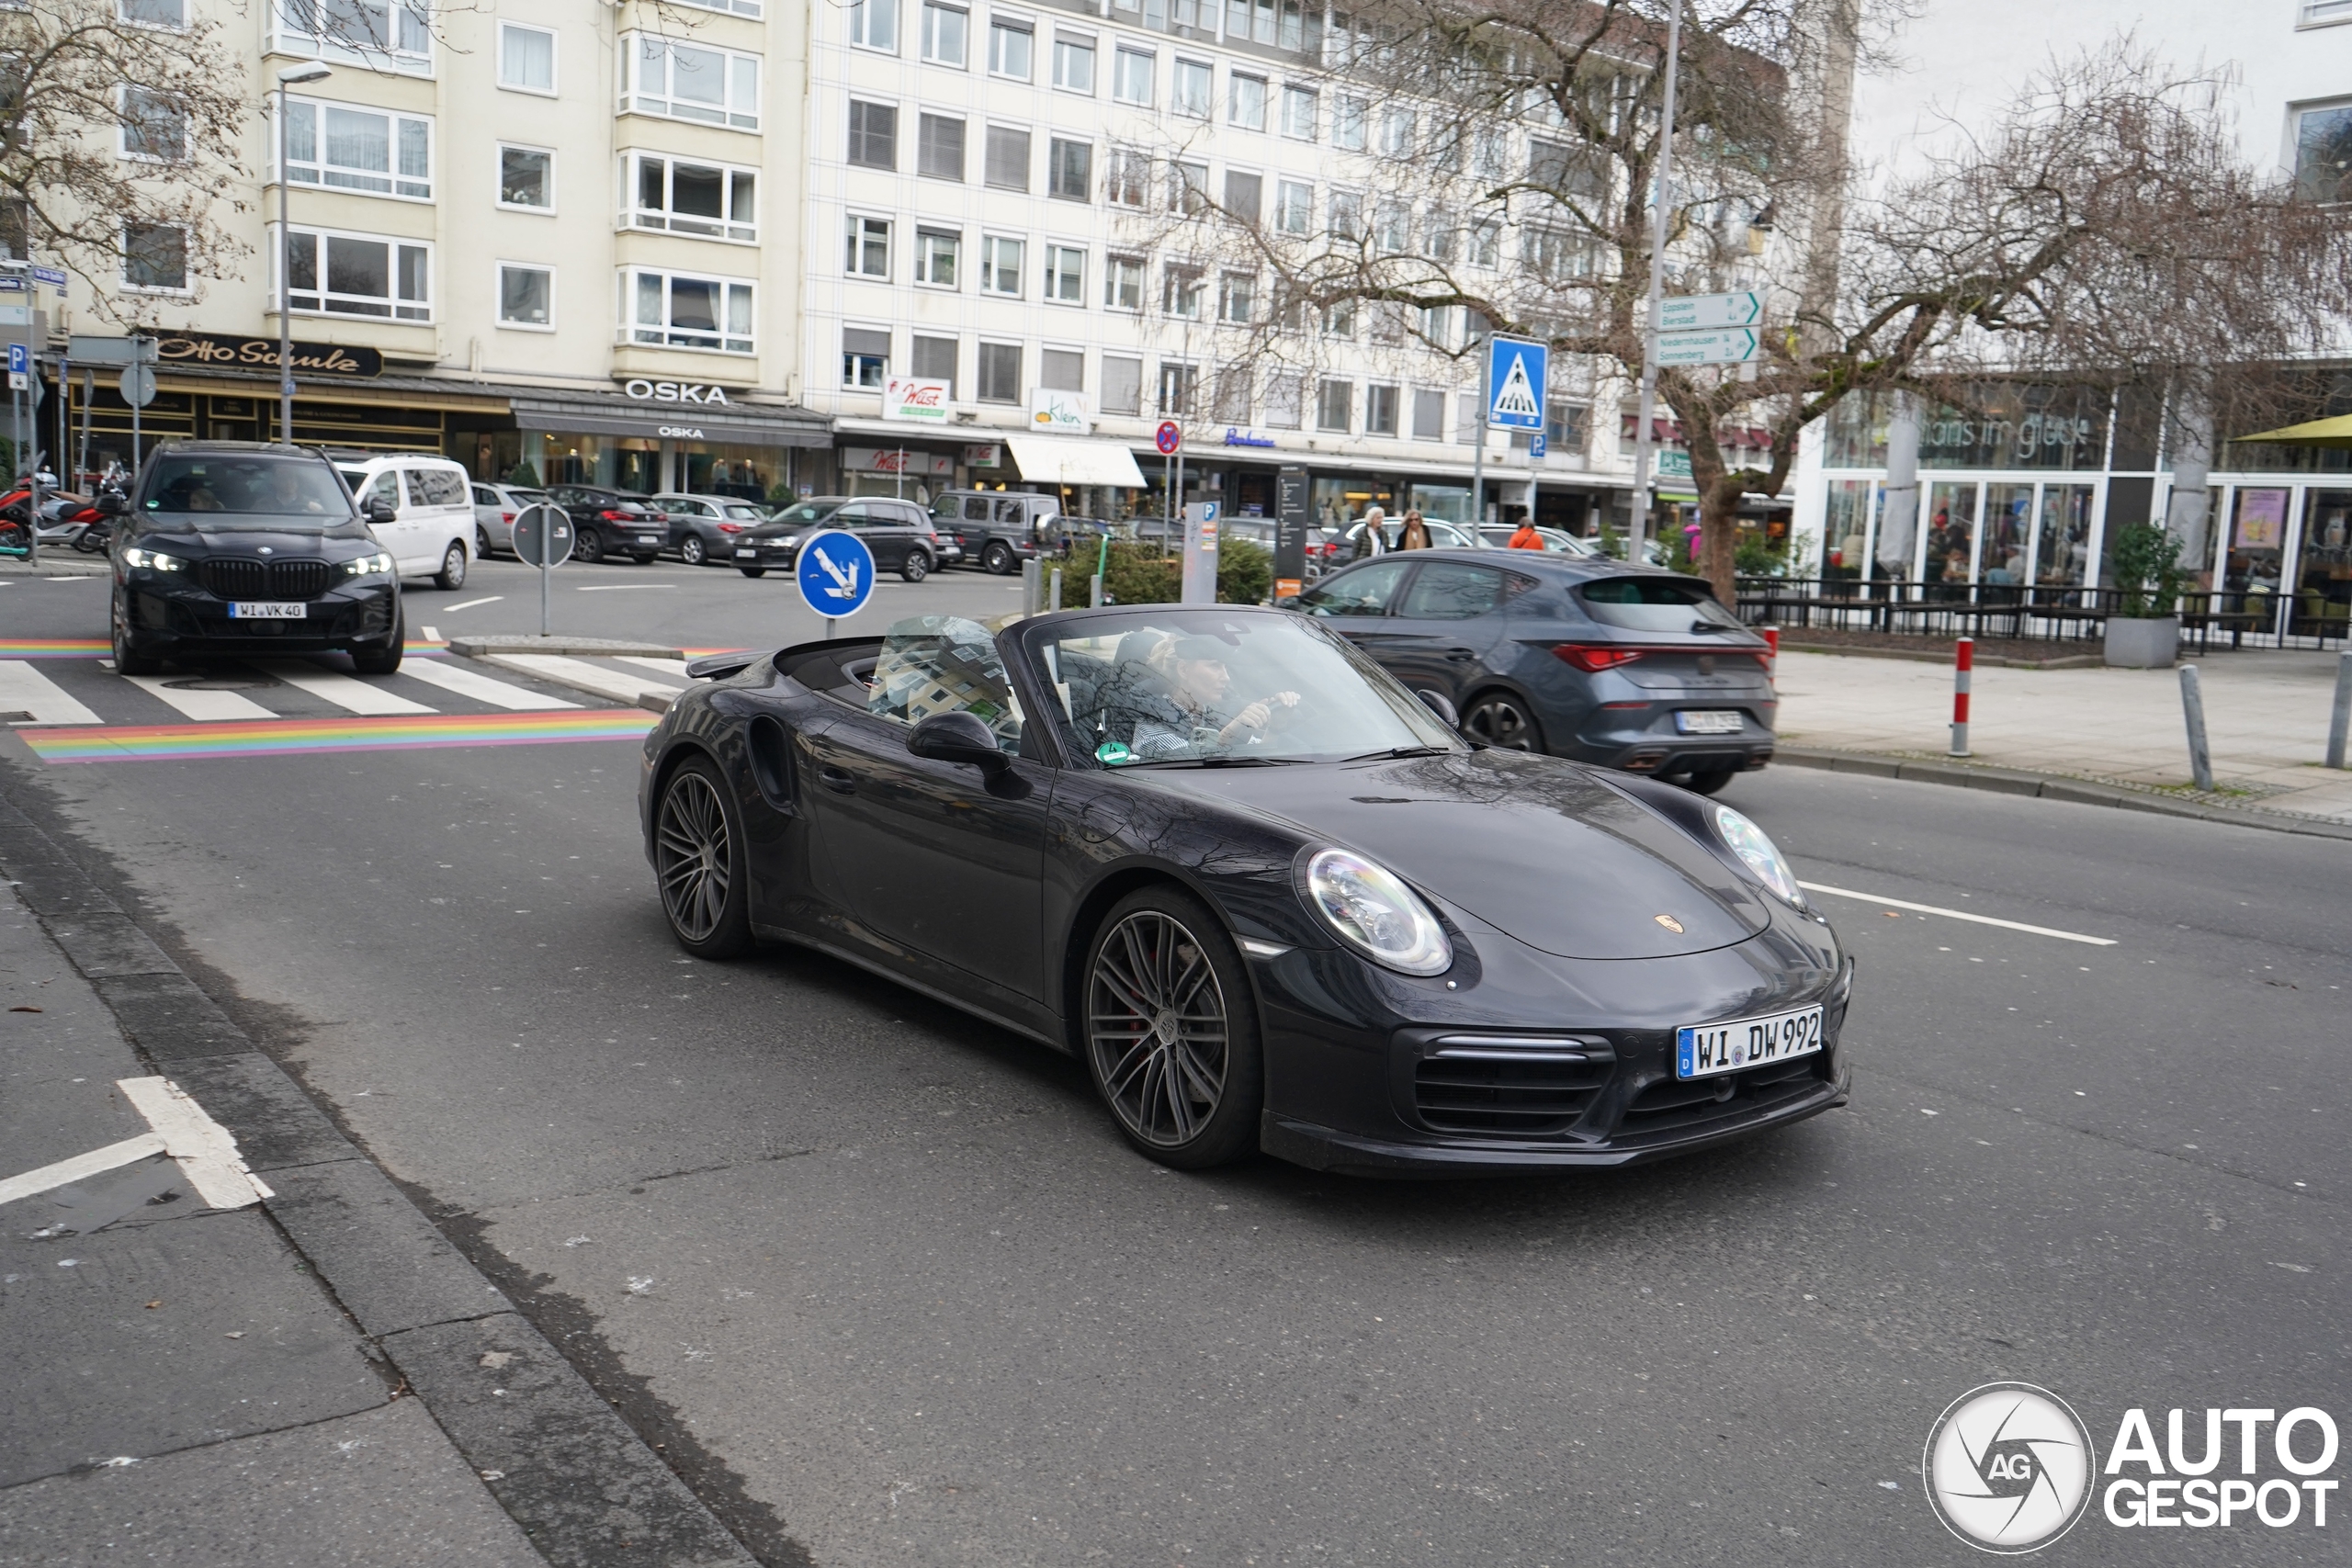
[818,765,857,795]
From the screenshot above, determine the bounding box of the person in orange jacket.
[1507,518,1545,550]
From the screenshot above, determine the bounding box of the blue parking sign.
[1487,337,1548,431]
[6,344,27,377]
[797,529,876,622]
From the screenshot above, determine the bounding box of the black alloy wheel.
[573,525,605,564]
[477,525,493,558]
[900,548,931,583]
[1680,766,1737,795]
[739,567,766,578]
[110,595,163,676]
[680,535,707,567]
[435,542,468,591]
[1461,691,1544,752]
[982,541,1016,575]
[1082,888,1262,1168]
[654,758,753,957]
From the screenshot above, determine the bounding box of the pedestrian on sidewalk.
[1508,517,1544,550]
[1352,505,1387,559]
[1396,509,1432,550]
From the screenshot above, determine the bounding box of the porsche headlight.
[120,547,184,572]
[1306,848,1453,976]
[1713,805,1805,908]
[342,551,395,577]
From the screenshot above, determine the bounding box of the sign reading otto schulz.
[153,331,382,379]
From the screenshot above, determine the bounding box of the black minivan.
[105,442,404,676]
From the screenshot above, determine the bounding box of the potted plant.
[2103,523,2186,668]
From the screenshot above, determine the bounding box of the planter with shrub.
[2103,523,2186,668]
[1099,538,1272,607]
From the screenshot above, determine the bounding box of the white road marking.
[1798,882,2118,946]
[399,659,581,710]
[576,583,677,592]
[123,675,276,722]
[610,656,691,679]
[418,625,440,641]
[0,660,103,725]
[440,596,503,613]
[252,659,437,716]
[0,1134,166,1207]
[115,1077,273,1207]
[487,653,681,705]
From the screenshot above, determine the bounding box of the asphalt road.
[3,558,2344,1565]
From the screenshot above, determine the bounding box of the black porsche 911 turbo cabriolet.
[639,606,1852,1175]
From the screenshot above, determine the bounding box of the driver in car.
[1121,635,1301,760]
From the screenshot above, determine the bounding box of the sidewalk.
[1771,648,2352,826]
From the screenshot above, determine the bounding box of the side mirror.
[907,710,1009,776]
[94,491,127,517]
[1416,689,1460,729]
[366,498,397,525]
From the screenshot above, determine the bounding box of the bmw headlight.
[1713,805,1805,908]
[1305,848,1453,976]
[120,547,184,572]
[342,551,395,577]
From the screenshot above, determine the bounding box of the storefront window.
[2294,491,2352,637]
[1922,481,1976,593]
[1824,387,2110,471]
[1824,479,1873,582]
[2033,484,2095,597]
[2223,487,2290,622]
[1980,484,2032,589]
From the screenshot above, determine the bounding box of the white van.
[334,454,475,590]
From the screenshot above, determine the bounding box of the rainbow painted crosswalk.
[17,708,656,764]
[0,639,110,659]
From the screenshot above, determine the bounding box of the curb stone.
[0,788,763,1568]
[1772,746,2352,840]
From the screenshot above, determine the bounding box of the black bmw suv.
[106,442,405,676]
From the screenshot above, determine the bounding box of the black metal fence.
[1732,577,2339,651]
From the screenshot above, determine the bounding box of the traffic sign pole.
[1627,0,1686,567]
[1471,333,1487,528]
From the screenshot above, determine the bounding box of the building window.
[282,225,429,320]
[1416,304,1453,348]
[1040,347,1084,391]
[1316,378,1351,433]
[978,341,1022,402]
[1321,299,1355,338]
[121,222,187,292]
[1524,226,1595,282]
[847,0,897,51]
[1274,179,1310,235]
[1380,107,1412,158]
[119,0,187,25]
[1365,382,1398,436]
[845,215,890,277]
[498,22,556,93]
[2294,102,2352,200]
[922,0,967,64]
[1374,200,1409,254]
[847,100,898,168]
[1457,392,1480,444]
[980,234,1023,296]
[626,266,753,354]
[1212,368,1250,423]
[1052,34,1094,93]
[1546,400,1589,453]
[497,263,552,328]
[1472,129,1507,181]
[278,97,428,198]
[1281,85,1315,140]
[1223,170,1261,224]
[1411,388,1445,441]
[2302,0,2352,21]
[628,154,757,243]
[911,333,958,396]
[120,87,187,163]
[1169,160,1208,215]
[989,17,1032,78]
[1470,218,1501,268]
[985,125,1030,190]
[916,227,960,287]
[669,0,763,18]
[1102,354,1142,414]
[1104,254,1143,310]
[1327,190,1361,241]
[1263,373,1302,429]
[1331,95,1366,152]
[1159,362,1194,415]
[1217,271,1254,323]
[1044,244,1085,303]
[623,35,761,131]
[272,0,431,70]
[1106,147,1149,207]
[1048,137,1091,200]
[1172,58,1210,118]
[1422,211,1454,264]
[843,326,889,387]
[1228,73,1266,130]
[919,113,966,180]
[1161,264,1202,319]
[498,146,552,210]
[1113,46,1153,105]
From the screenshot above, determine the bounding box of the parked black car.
[543,484,676,565]
[729,497,956,581]
[1290,551,1776,792]
[639,606,1848,1174]
[104,442,403,676]
[930,490,1063,574]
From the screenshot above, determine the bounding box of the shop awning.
[1005,434,1148,488]
[2233,414,2352,447]
[510,394,831,447]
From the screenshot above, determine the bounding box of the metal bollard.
[2179,663,2214,792]
[1020,557,1042,615]
[1049,566,1063,612]
[2327,649,2352,770]
[1089,573,1104,608]
[1949,637,1973,758]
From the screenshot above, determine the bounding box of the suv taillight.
[1552,644,1646,672]
[599,509,631,521]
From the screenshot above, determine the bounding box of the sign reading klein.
[884,377,953,423]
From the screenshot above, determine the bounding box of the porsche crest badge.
[1654,914,1685,933]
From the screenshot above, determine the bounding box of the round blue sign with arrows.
[796,529,876,622]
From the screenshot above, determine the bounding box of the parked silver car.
[651,493,780,568]
[470,482,549,557]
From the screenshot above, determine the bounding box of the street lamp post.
[274,62,333,446]
[1625,0,1684,565]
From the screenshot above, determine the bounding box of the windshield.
[145,456,351,526]
[1577,574,1746,632]
[768,502,842,528]
[1034,610,1462,766]
[721,503,764,521]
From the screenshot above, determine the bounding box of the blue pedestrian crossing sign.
[797,529,876,621]
[1487,337,1548,431]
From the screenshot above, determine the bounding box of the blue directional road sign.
[797,529,876,621]
[1487,337,1548,431]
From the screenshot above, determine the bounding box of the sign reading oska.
[622,379,734,404]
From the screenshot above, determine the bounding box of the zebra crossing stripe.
[0,660,103,726]
[16,708,656,763]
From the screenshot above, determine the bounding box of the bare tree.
[1141,4,2352,598]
